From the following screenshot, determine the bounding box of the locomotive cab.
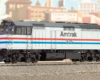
[0,20,15,61]
[0,20,15,34]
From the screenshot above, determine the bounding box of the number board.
[4,22,12,26]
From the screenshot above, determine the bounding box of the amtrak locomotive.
[0,20,100,63]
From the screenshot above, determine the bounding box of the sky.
[0,0,97,15]
[31,0,97,10]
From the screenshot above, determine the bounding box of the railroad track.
[0,61,100,66]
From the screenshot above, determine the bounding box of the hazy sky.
[0,0,97,15]
[31,0,97,10]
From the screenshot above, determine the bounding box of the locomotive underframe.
[0,49,100,63]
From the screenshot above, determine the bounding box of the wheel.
[79,59,83,62]
[31,57,36,63]
[72,59,76,62]
[96,56,99,62]
[80,56,84,62]
[25,58,28,63]
[88,56,93,62]
[11,57,16,64]
[4,59,10,64]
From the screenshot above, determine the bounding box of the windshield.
[0,21,15,34]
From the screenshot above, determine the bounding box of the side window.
[16,27,22,34]
[15,27,32,35]
[27,27,32,35]
[22,27,26,35]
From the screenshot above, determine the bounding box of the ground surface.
[0,63,100,80]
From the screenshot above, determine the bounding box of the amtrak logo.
[60,31,77,37]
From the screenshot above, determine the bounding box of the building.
[58,0,65,7]
[89,12,98,17]
[97,0,100,12]
[98,11,100,18]
[5,0,32,16]
[36,0,41,6]
[82,14,100,25]
[12,6,66,21]
[45,0,52,7]
[79,0,97,15]
[68,7,83,23]
[45,11,69,23]
[45,7,82,23]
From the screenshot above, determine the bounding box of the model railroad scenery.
[0,20,100,63]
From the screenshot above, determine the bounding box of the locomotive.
[0,20,100,63]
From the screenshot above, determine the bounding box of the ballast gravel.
[0,64,100,80]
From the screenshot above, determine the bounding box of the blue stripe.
[0,41,100,44]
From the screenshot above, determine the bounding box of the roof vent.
[67,22,71,23]
[16,20,23,22]
[56,22,65,23]
[91,23,98,25]
[72,23,82,24]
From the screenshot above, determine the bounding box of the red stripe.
[0,37,99,41]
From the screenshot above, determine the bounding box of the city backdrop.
[0,0,100,25]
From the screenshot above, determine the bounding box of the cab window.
[15,27,32,35]
[22,27,27,35]
[16,27,22,34]
[27,27,32,35]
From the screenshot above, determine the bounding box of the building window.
[9,4,13,9]
[21,5,23,7]
[31,16,34,17]
[63,9,66,11]
[17,4,21,8]
[31,11,34,12]
[50,9,52,11]
[39,15,41,17]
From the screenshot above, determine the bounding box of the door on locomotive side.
[56,30,66,49]
[33,27,46,49]
[98,31,100,49]
[81,29,98,49]
[26,27,33,50]
[51,31,56,50]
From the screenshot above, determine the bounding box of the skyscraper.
[5,0,32,16]
[79,0,96,15]
[58,0,65,7]
[36,0,41,6]
[45,0,52,7]
[97,0,100,12]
